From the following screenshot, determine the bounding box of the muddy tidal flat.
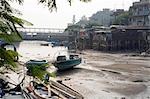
[57,50,150,99]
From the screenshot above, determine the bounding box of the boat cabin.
[69,55,79,59]
[56,56,66,61]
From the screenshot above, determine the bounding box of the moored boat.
[26,60,48,65]
[53,55,82,71]
[0,78,32,99]
[26,81,61,99]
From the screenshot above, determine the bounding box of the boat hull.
[54,58,82,71]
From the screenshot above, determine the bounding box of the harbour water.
[15,40,69,63]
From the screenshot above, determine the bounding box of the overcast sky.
[14,0,139,29]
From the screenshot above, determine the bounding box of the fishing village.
[0,0,150,99]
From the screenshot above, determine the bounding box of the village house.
[88,26,150,52]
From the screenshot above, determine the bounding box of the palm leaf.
[0,32,22,43]
[12,16,33,26]
[28,64,56,80]
[0,48,18,69]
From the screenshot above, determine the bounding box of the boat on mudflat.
[26,81,64,99]
[25,60,48,75]
[0,78,32,99]
[53,55,82,71]
[26,81,50,99]
[26,60,48,65]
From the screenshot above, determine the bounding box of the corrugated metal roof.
[95,30,111,33]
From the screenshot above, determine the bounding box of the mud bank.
[57,50,150,99]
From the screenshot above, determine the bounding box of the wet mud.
[57,50,150,99]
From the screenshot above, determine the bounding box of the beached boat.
[26,60,48,75]
[40,43,49,46]
[53,55,82,71]
[26,80,83,99]
[26,81,62,99]
[27,81,49,99]
[26,60,48,66]
[2,85,26,99]
[0,78,32,99]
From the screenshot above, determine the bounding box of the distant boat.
[53,55,82,71]
[40,43,49,46]
[40,42,52,46]
[51,42,62,47]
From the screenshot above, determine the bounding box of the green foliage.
[0,32,22,43]
[0,0,31,71]
[112,12,129,25]
[27,64,55,80]
[0,48,18,69]
[39,0,91,11]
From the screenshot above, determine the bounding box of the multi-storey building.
[129,0,150,26]
[89,9,114,26]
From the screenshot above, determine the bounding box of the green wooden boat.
[53,55,82,71]
[26,60,47,65]
[26,60,48,75]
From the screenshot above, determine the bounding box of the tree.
[39,0,91,11]
[0,0,31,71]
[112,12,129,25]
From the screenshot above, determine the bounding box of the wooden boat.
[0,78,32,99]
[26,60,48,76]
[26,60,48,70]
[26,60,48,65]
[26,80,83,99]
[26,81,49,99]
[53,55,82,71]
[51,80,84,99]
[2,85,25,99]
[40,43,50,46]
[26,81,63,99]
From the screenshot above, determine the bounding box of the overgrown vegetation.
[112,12,129,25]
[0,0,28,70]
